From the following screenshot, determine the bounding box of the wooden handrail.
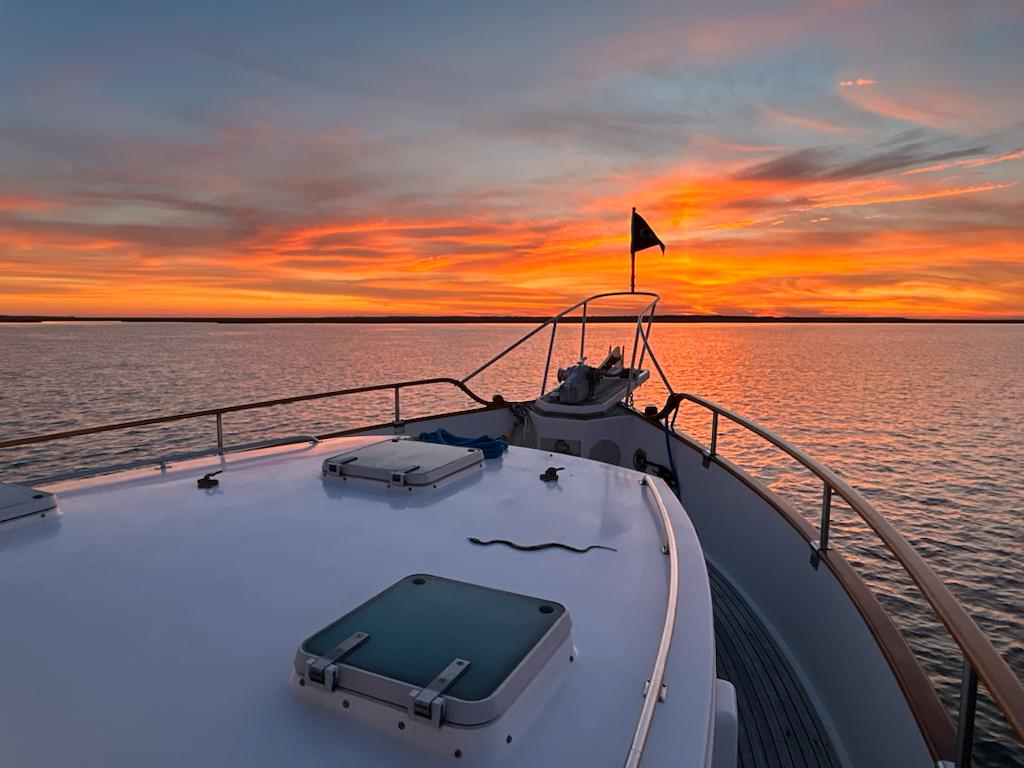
[674,392,1024,746]
[0,377,491,450]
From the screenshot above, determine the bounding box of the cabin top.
[0,435,715,767]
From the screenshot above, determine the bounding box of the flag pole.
[630,207,636,293]
[629,207,664,293]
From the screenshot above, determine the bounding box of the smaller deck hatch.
[295,574,571,727]
[0,484,57,524]
[322,439,482,486]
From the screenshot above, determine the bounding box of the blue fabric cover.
[416,428,508,459]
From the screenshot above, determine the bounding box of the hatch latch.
[408,657,471,726]
[389,465,420,486]
[306,631,370,690]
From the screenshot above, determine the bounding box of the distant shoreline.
[2,314,1021,324]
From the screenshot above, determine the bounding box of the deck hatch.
[295,574,571,727]
[0,483,57,524]
[321,439,482,486]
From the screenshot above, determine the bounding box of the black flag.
[628,207,664,292]
[630,208,665,255]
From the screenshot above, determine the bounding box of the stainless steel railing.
[2,291,660,484]
[26,434,321,486]
[461,291,661,399]
[0,377,492,484]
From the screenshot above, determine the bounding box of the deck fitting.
[539,466,564,482]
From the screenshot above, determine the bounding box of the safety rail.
[1,293,662,482]
[461,291,660,399]
[0,377,492,482]
[3,293,661,471]
[664,388,1024,765]
[24,434,321,486]
[1,291,661,482]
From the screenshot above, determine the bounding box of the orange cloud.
[836,80,1015,134]
[901,148,1024,175]
[2,139,1022,319]
[838,78,878,87]
[809,182,1015,210]
[762,105,848,135]
[0,195,62,213]
[692,135,788,154]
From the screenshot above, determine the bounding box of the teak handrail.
[673,391,1024,753]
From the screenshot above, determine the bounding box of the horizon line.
[2,314,1022,325]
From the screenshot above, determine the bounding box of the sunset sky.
[1,1,1022,317]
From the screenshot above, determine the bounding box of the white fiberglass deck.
[0,436,716,767]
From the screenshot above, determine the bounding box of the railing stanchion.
[624,318,643,404]
[819,481,833,552]
[394,387,401,423]
[628,318,642,374]
[215,413,224,452]
[710,411,718,459]
[541,321,558,396]
[638,304,655,371]
[955,658,978,768]
[579,302,587,360]
[637,323,674,395]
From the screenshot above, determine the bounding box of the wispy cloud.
[901,148,1024,175]
[737,138,988,181]
[809,182,1015,210]
[838,78,878,87]
[761,105,848,136]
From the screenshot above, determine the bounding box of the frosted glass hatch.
[294,574,571,726]
[321,438,483,486]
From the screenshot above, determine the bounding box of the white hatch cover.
[321,438,483,486]
[0,483,57,524]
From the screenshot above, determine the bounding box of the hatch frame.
[294,574,572,728]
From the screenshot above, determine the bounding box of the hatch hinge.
[389,465,421,486]
[306,631,370,691]
[408,657,471,727]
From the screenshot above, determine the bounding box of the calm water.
[2,321,1022,764]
